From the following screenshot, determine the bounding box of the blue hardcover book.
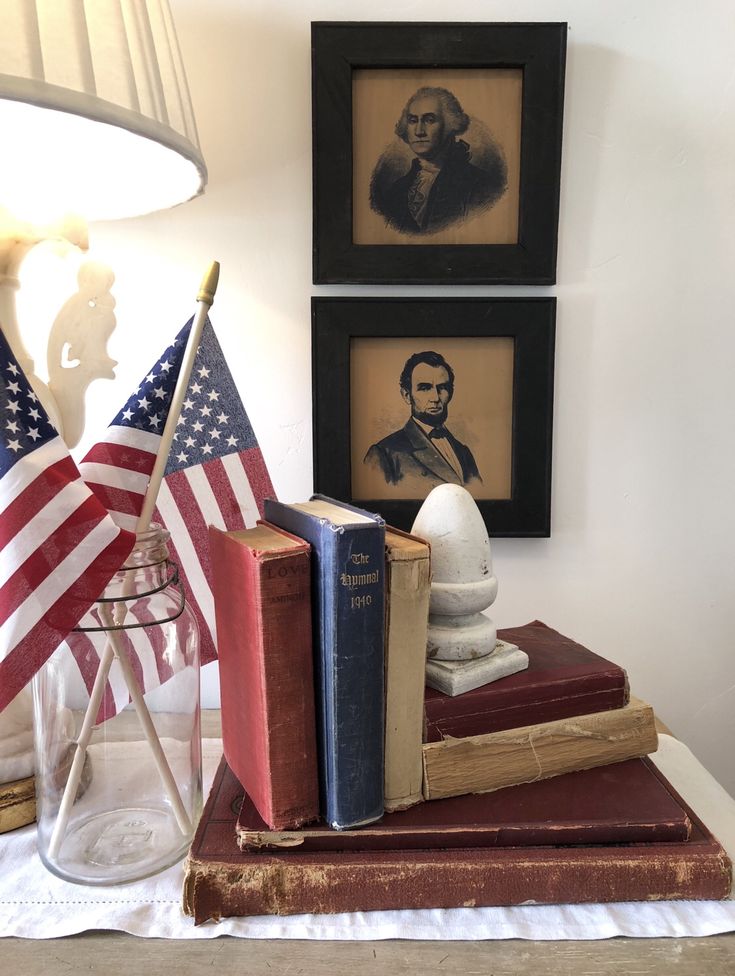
[265,495,385,830]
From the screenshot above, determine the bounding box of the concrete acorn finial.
[412,485,528,696]
[412,484,498,661]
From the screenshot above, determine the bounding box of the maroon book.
[424,620,629,742]
[210,522,319,830]
[183,758,732,923]
[235,758,690,852]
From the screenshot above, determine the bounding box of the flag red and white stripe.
[0,360,134,710]
[81,426,161,531]
[152,446,271,667]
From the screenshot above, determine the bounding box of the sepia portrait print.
[363,350,482,489]
[351,336,514,503]
[353,68,522,247]
[313,296,556,535]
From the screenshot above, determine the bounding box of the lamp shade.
[0,0,207,223]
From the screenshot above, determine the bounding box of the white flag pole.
[136,261,220,531]
[49,263,220,860]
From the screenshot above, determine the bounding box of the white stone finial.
[412,484,498,661]
[412,485,528,696]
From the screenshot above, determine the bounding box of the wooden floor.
[4,932,735,974]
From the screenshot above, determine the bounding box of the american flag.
[0,328,134,712]
[80,317,275,688]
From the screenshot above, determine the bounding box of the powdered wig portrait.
[369,85,508,236]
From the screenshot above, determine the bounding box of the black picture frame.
[312,297,555,537]
[312,22,566,285]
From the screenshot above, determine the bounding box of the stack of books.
[421,620,656,800]
[184,496,732,923]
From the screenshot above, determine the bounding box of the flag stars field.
[1,356,56,469]
[78,316,275,681]
[0,328,134,712]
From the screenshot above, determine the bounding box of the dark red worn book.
[182,758,732,923]
[236,757,690,852]
[210,522,319,830]
[424,620,630,742]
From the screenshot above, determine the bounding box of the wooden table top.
[5,932,735,973]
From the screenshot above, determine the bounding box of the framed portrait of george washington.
[312,297,555,537]
[312,22,566,284]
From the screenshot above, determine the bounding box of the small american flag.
[80,317,275,678]
[0,328,135,712]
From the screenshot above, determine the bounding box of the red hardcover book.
[210,522,319,830]
[424,620,629,742]
[183,758,732,923]
[235,757,690,852]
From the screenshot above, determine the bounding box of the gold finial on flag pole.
[136,260,219,532]
[196,261,220,307]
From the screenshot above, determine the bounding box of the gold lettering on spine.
[341,552,379,611]
[340,571,380,588]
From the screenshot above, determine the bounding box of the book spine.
[210,529,318,830]
[263,501,385,829]
[325,523,385,828]
[184,843,731,922]
[262,503,331,816]
[236,819,689,853]
[0,775,35,833]
[257,546,319,829]
[424,685,629,742]
[422,700,659,800]
[384,546,430,812]
[210,531,265,811]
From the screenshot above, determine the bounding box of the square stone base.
[425,640,529,697]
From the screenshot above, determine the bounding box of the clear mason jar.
[33,525,201,885]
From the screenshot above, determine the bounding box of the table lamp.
[0,0,207,828]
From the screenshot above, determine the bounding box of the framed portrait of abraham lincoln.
[312,298,555,538]
[312,22,567,284]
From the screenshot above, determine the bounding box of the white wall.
[24,1,735,791]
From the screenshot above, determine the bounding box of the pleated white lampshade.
[0,0,207,223]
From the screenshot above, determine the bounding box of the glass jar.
[33,525,201,885]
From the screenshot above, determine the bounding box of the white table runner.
[2,734,735,940]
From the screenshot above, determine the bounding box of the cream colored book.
[422,696,658,800]
[384,528,431,812]
[0,775,35,833]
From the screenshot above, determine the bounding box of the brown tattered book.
[182,758,732,923]
[424,620,630,743]
[421,697,658,801]
[209,522,318,830]
[236,757,690,852]
[0,775,35,833]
